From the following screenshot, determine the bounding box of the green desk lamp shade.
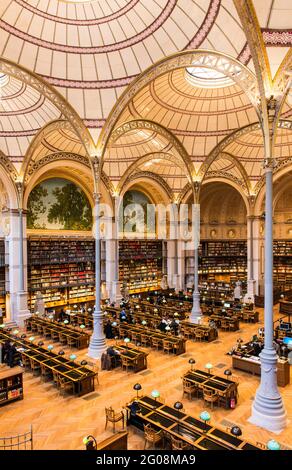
[205,363,213,371]
[124,337,130,343]
[200,411,211,422]
[151,390,160,399]
[165,326,171,331]
[29,336,35,342]
[13,330,19,335]
[63,320,69,324]
[267,440,281,450]
[80,324,85,329]
[47,344,54,351]
[141,320,147,325]
[70,354,77,361]
[112,322,117,327]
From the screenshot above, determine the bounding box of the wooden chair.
[40,364,52,382]
[59,333,67,345]
[21,353,31,371]
[86,360,99,385]
[51,330,60,342]
[67,336,77,348]
[29,358,41,376]
[203,387,219,409]
[151,337,161,350]
[220,320,230,332]
[121,356,132,373]
[182,378,198,400]
[171,435,191,450]
[141,334,150,348]
[131,332,139,345]
[182,328,193,340]
[194,329,205,342]
[143,423,163,450]
[31,323,38,333]
[37,324,44,335]
[105,407,125,433]
[58,376,75,397]
[162,340,173,354]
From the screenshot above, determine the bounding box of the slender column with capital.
[190,201,201,323]
[249,165,287,432]
[244,215,256,303]
[88,193,106,359]
[18,208,24,292]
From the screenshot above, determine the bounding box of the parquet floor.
[0,305,291,450]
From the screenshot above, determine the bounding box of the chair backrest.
[171,435,188,450]
[183,379,194,391]
[144,423,161,441]
[105,407,115,420]
[203,387,217,400]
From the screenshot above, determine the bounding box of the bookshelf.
[185,240,247,285]
[273,240,292,289]
[0,367,23,406]
[0,239,6,317]
[119,240,163,293]
[28,237,96,309]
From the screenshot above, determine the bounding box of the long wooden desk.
[25,316,90,349]
[183,369,238,408]
[104,344,148,372]
[232,354,290,387]
[209,314,240,331]
[180,321,218,342]
[119,323,186,355]
[0,331,95,396]
[127,396,261,450]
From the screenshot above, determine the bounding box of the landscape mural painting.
[27,178,92,230]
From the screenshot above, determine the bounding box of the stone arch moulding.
[200,177,251,215]
[98,49,260,160]
[23,158,114,213]
[0,151,18,208]
[22,119,84,179]
[119,171,173,205]
[106,119,195,184]
[254,159,292,216]
[0,58,95,170]
[116,151,181,198]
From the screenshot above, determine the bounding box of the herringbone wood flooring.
[0,306,291,450]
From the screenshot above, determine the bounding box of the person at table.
[157,318,167,332]
[104,320,114,339]
[7,342,18,368]
[120,309,128,322]
[170,319,179,335]
[120,298,125,308]
[106,346,120,357]
[2,340,10,365]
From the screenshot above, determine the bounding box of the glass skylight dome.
[186,66,237,89]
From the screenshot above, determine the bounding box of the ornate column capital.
[93,192,102,204]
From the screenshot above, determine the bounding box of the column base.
[88,337,107,360]
[249,348,287,433]
[110,281,122,305]
[173,274,180,294]
[189,292,202,324]
[244,279,256,304]
[11,292,31,326]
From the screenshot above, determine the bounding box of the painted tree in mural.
[121,190,152,233]
[48,183,92,230]
[27,185,48,229]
